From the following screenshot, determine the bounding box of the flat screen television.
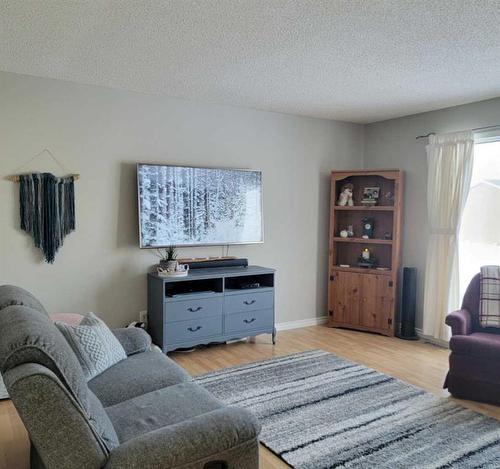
[137,163,263,247]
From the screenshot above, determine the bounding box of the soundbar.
[181,258,249,270]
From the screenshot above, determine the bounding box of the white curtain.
[422,131,475,341]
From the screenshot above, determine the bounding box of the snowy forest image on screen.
[138,165,263,246]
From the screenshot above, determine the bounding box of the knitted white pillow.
[56,312,126,380]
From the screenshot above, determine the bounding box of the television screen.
[137,164,263,247]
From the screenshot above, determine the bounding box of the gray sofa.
[0,285,260,469]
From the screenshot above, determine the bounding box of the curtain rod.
[415,124,500,140]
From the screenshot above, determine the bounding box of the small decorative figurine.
[384,232,392,240]
[362,248,370,260]
[362,217,374,238]
[340,225,354,238]
[337,183,354,206]
[383,191,394,204]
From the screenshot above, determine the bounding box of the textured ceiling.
[1,1,500,123]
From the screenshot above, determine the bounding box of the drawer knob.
[243,318,256,324]
[187,326,202,332]
[187,306,203,312]
[243,300,256,305]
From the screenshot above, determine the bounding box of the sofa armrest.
[4,364,109,468]
[105,406,260,469]
[445,309,472,336]
[112,328,152,356]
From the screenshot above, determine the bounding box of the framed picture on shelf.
[361,186,380,205]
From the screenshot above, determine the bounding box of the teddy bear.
[337,183,354,206]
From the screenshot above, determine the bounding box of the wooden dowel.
[5,174,80,182]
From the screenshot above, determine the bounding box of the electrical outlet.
[139,310,148,324]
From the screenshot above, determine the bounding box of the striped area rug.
[195,350,500,469]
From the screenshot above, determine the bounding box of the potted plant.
[156,245,178,272]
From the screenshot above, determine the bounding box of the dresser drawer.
[225,308,274,334]
[224,290,274,314]
[166,296,223,322]
[166,316,223,344]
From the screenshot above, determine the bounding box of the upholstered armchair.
[444,273,500,404]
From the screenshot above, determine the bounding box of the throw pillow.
[479,265,500,329]
[56,312,126,380]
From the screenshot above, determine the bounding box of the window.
[459,138,500,297]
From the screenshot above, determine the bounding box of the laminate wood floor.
[1,326,499,469]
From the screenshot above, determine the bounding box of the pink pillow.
[49,313,84,325]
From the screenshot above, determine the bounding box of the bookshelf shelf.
[332,237,393,245]
[332,266,392,276]
[334,205,394,211]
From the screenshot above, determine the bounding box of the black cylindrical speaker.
[397,267,418,340]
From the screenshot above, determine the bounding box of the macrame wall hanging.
[7,149,80,263]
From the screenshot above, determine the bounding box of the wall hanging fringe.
[19,173,75,263]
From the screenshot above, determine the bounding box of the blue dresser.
[147,265,276,352]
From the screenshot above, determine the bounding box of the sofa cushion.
[105,406,261,469]
[88,350,192,407]
[0,285,49,316]
[50,313,84,325]
[56,312,127,380]
[450,332,500,360]
[106,381,222,442]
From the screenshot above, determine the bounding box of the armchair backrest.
[0,285,119,469]
[461,273,481,332]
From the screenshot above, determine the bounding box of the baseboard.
[415,328,449,348]
[275,321,449,347]
[276,316,328,331]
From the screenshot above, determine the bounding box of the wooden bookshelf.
[327,169,403,336]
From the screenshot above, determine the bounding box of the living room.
[1,2,499,468]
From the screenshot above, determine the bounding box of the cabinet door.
[360,275,394,330]
[375,275,394,330]
[329,271,360,325]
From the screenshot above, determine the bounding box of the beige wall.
[3,70,498,333]
[364,97,500,329]
[0,71,364,327]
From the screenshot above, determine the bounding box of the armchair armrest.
[105,406,260,469]
[445,309,472,336]
[112,328,152,355]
